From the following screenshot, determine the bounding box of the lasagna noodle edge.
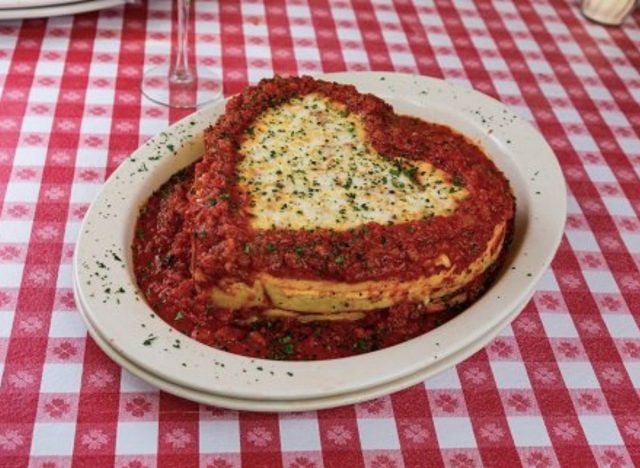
[208,222,507,315]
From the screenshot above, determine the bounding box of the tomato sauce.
[133,165,485,360]
[132,76,514,361]
[190,76,513,286]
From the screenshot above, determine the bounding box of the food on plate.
[132,76,515,360]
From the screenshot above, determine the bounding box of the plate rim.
[73,71,567,401]
[0,0,90,10]
[73,271,535,412]
[0,0,125,19]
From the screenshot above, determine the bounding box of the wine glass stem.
[171,0,193,84]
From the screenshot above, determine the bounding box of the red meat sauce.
[133,165,470,361]
[132,76,514,361]
[190,76,514,285]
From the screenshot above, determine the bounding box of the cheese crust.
[238,93,467,231]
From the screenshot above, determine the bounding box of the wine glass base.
[141,65,222,109]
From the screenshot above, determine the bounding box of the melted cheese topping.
[238,93,468,231]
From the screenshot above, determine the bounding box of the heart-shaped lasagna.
[133,76,515,359]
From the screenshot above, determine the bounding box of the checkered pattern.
[0,0,639,466]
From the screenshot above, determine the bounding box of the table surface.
[0,0,639,466]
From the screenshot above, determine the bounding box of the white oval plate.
[74,72,566,402]
[73,273,535,411]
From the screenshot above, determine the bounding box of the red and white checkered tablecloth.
[0,0,639,466]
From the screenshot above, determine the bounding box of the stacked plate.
[73,72,567,412]
[0,0,127,20]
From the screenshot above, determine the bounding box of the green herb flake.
[174,311,184,321]
[143,335,157,346]
[161,254,176,266]
[355,337,371,351]
[344,177,353,189]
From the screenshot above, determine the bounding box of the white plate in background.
[0,0,85,9]
[0,0,127,20]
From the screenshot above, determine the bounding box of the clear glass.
[141,0,222,108]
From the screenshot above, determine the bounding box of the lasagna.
[132,76,515,360]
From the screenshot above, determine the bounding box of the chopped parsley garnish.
[266,242,276,253]
[143,335,157,346]
[344,177,353,189]
[405,166,418,179]
[161,254,176,266]
[355,337,371,351]
[391,178,405,189]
